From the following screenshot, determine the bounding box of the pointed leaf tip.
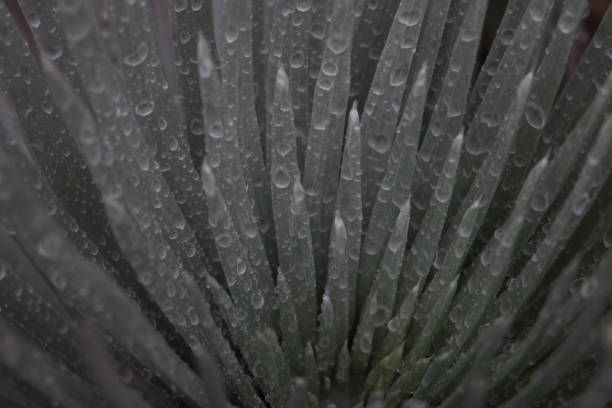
[332,212,348,255]
[201,159,216,196]
[349,101,359,120]
[197,32,214,78]
[400,197,411,216]
[292,176,306,202]
[452,130,464,149]
[416,63,428,87]
[517,71,535,99]
[276,66,289,89]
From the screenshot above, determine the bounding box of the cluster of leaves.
[1,0,612,407]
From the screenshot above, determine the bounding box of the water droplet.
[434,185,452,203]
[190,118,205,135]
[530,192,548,212]
[51,272,67,290]
[449,304,463,324]
[296,0,312,12]
[251,293,265,309]
[318,77,333,91]
[37,233,61,259]
[236,257,247,276]
[191,0,203,11]
[0,264,6,281]
[558,10,579,34]
[572,193,590,216]
[124,42,149,67]
[390,66,409,86]
[208,121,223,139]
[174,0,188,12]
[185,242,196,258]
[525,101,546,129]
[398,9,421,26]
[321,60,338,76]
[372,305,391,327]
[135,100,154,117]
[367,133,391,154]
[481,112,500,127]
[216,233,232,248]
[528,3,546,22]
[225,22,239,43]
[290,51,305,68]
[26,12,40,28]
[272,167,291,188]
[359,332,373,353]
[460,26,479,42]
[187,307,199,325]
[500,29,514,46]
[328,32,350,54]
[187,335,201,350]
[387,317,400,333]
[276,140,292,156]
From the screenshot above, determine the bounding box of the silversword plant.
[1,0,612,407]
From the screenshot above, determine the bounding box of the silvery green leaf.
[52,0,209,280]
[350,0,400,102]
[335,341,351,385]
[413,198,483,333]
[197,32,275,314]
[402,0,453,107]
[539,4,612,154]
[0,6,146,297]
[269,66,318,342]
[358,65,426,306]
[38,58,263,406]
[303,0,354,275]
[0,149,209,407]
[105,0,222,276]
[397,132,463,304]
[168,0,215,168]
[203,273,269,407]
[324,213,349,353]
[495,116,612,318]
[304,342,319,398]
[287,377,309,408]
[201,160,272,324]
[425,156,547,396]
[523,72,612,231]
[437,317,511,408]
[488,256,583,394]
[385,357,431,408]
[437,71,533,265]
[423,0,471,130]
[315,292,336,377]
[458,0,555,201]
[363,341,405,394]
[500,250,612,408]
[485,0,588,236]
[0,318,110,408]
[465,0,531,121]
[333,102,363,328]
[404,277,457,367]
[360,0,427,212]
[218,0,275,267]
[308,0,331,94]
[351,200,411,374]
[410,0,488,229]
[375,284,419,365]
[277,269,305,374]
[253,327,291,408]
[265,0,313,164]
[16,0,88,101]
